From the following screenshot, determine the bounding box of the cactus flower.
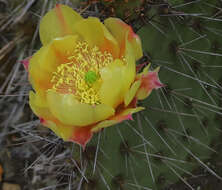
[25,4,163,148]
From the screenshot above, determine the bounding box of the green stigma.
[85,71,98,85]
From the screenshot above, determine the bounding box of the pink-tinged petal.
[91,97,143,133]
[92,106,144,133]
[40,117,46,124]
[130,97,138,108]
[91,114,133,133]
[126,114,133,121]
[110,106,144,122]
[104,18,143,60]
[43,117,94,149]
[69,126,93,149]
[21,57,31,71]
[137,67,164,100]
[136,62,148,73]
[111,113,133,122]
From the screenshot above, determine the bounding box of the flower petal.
[29,45,56,92]
[110,106,144,122]
[69,125,93,149]
[39,117,93,148]
[91,106,144,132]
[136,62,148,73]
[136,67,164,100]
[104,17,143,60]
[30,91,93,148]
[39,4,82,45]
[29,91,53,119]
[45,120,74,140]
[74,17,119,58]
[136,63,151,77]
[91,120,118,132]
[121,37,137,97]
[46,90,115,126]
[124,80,141,106]
[21,56,31,71]
[29,35,78,94]
[51,35,78,60]
[99,40,136,108]
[99,59,125,108]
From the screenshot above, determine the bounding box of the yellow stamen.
[51,41,113,105]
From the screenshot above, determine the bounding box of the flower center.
[51,41,113,105]
[85,70,98,85]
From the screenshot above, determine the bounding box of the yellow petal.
[99,59,125,108]
[29,91,54,121]
[30,91,90,143]
[121,38,136,94]
[74,17,119,58]
[46,90,115,126]
[51,35,78,58]
[39,4,82,45]
[124,80,141,106]
[120,107,145,116]
[104,17,143,60]
[29,35,78,94]
[99,40,136,108]
[45,120,74,140]
[29,45,57,92]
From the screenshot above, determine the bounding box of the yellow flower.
[24,4,163,148]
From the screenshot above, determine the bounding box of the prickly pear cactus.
[0,0,222,190]
[70,0,222,189]
[72,1,222,189]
